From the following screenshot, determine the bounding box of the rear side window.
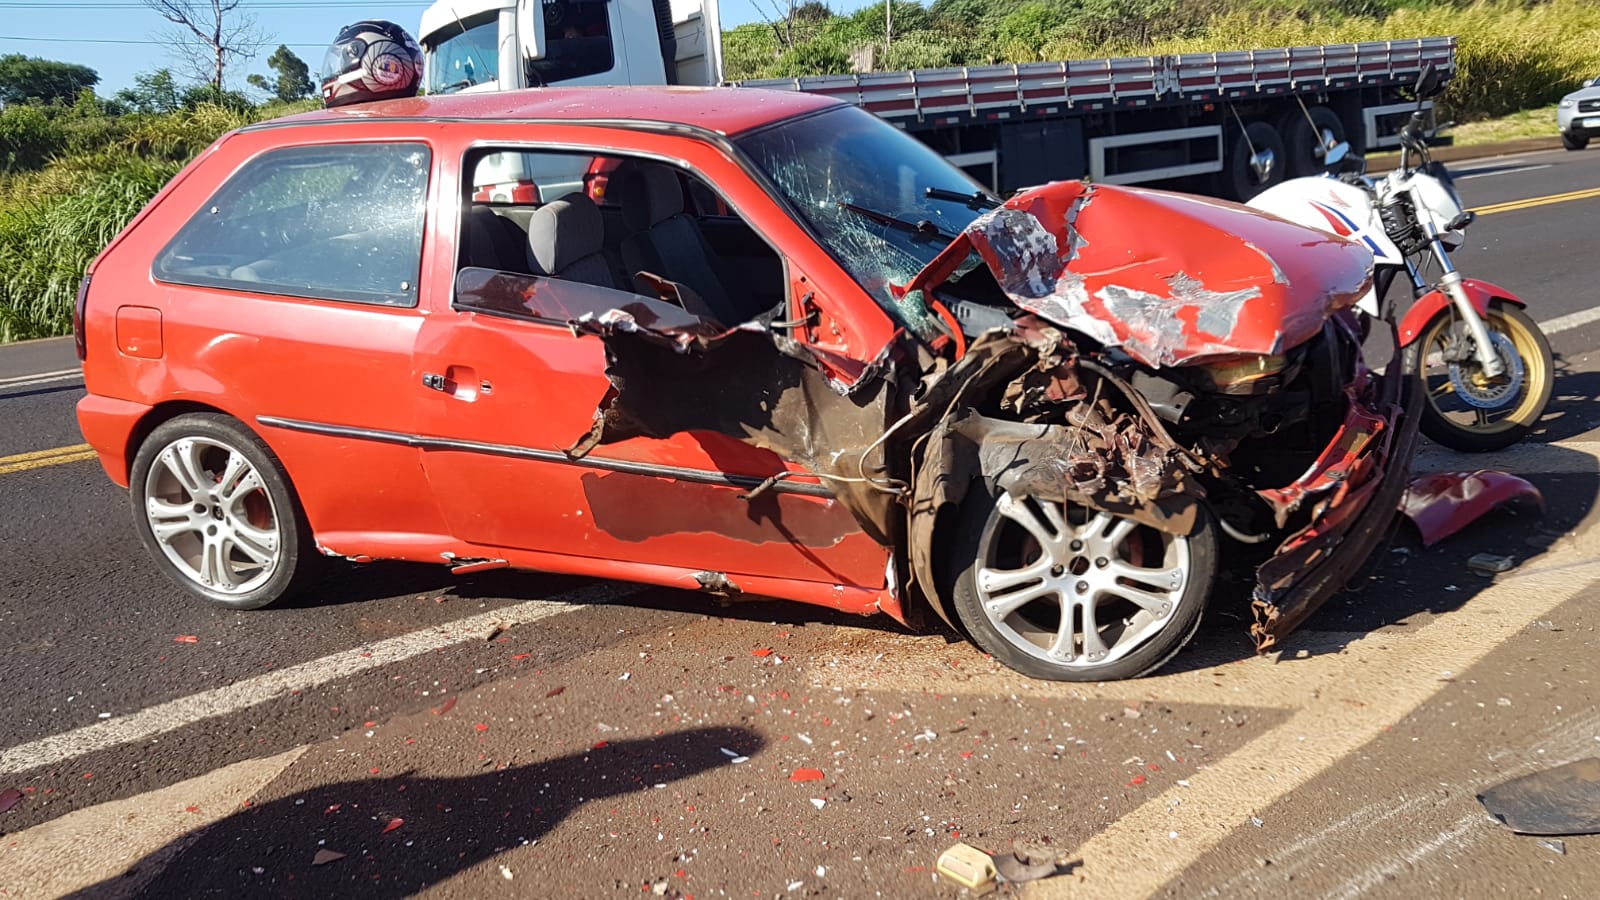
[155,143,431,307]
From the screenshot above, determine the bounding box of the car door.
[411,144,888,588]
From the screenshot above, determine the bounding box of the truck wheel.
[945,485,1218,682]
[1281,106,1347,177]
[1222,120,1286,201]
[1562,131,1589,151]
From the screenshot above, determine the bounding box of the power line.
[0,35,328,48]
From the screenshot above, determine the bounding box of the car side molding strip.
[256,415,835,498]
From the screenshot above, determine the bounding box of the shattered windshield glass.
[735,106,998,338]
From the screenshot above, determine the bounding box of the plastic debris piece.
[433,697,458,716]
[500,865,514,880]
[0,789,23,815]
[312,849,345,866]
[324,803,341,814]
[1468,553,1515,576]
[1538,839,1567,855]
[719,747,740,758]
[1251,816,1264,828]
[546,686,566,698]
[810,798,826,810]
[474,723,489,733]
[992,851,1064,884]
[174,635,198,643]
[752,648,774,657]
[790,768,825,782]
[1401,469,1544,546]
[786,881,804,892]
[1479,758,1600,835]
[936,843,997,895]
[382,818,404,834]
[815,865,827,877]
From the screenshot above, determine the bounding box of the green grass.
[1444,105,1562,145]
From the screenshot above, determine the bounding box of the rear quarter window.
[155,143,431,307]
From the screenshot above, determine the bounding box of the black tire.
[1562,131,1589,151]
[129,413,319,609]
[1222,120,1287,201]
[1417,301,1553,452]
[1280,105,1348,178]
[945,483,1218,682]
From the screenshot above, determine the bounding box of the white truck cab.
[419,0,722,94]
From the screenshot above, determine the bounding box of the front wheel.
[1417,301,1553,452]
[946,487,1218,682]
[1562,131,1589,151]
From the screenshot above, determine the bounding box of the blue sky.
[0,0,855,97]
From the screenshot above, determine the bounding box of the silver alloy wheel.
[974,493,1191,669]
[142,436,282,595]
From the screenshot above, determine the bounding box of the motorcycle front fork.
[1409,234,1506,379]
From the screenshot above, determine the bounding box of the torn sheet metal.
[566,315,900,546]
[1479,758,1600,836]
[901,180,1374,368]
[1400,469,1545,547]
[1249,360,1421,652]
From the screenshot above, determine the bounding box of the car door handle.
[423,368,490,401]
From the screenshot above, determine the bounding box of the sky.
[0,0,866,98]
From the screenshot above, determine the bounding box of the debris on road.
[311,849,345,866]
[1478,758,1600,835]
[174,635,198,643]
[0,788,23,815]
[1401,470,1544,547]
[382,817,404,834]
[789,768,825,782]
[936,843,997,895]
[1538,839,1567,856]
[1467,552,1515,576]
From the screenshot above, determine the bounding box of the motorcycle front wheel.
[1417,300,1553,452]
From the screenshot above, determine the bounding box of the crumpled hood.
[905,180,1374,368]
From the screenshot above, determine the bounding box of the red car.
[75,87,1417,681]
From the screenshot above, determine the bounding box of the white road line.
[0,747,306,898]
[1456,163,1551,180]
[0,583,639,776]
[1415,438,1600,475]
[1536,305,1600,336]
[0,368,81,389]
[1023,553,1600,898]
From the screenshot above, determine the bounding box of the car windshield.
[735,105,998,338]
[422,13,497,94]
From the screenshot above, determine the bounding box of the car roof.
[256,86,844,137]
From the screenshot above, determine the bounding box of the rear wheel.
[1417,301,1553,452]
[129,413,318,609]
[1562,131,1590,151]
[947,487,1218,682]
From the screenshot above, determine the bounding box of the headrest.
[618,165,685,232]
[527,192,604,276]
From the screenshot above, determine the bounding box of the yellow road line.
[1473,185,1600,217]
[0,443,97,475]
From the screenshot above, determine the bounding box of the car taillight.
[73,275,90,361]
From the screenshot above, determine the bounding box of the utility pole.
[885,0,892,50]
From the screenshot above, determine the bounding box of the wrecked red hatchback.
[76,87,1419,682]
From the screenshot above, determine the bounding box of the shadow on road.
[66,727,762,900]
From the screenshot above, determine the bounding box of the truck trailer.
[418,0,1452,201]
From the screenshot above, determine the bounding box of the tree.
[0,54,99,107]
[0,104,65,172]
[115,69,184,115]
[247,45,314,102]
[140,0,269,91]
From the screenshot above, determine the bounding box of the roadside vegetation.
[2,0,1597,343]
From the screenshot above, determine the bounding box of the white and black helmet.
[320,20,422,108]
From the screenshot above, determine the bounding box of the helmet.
[320,20,422,108]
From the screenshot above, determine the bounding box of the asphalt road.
[2,146,1600,899]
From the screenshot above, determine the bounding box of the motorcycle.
[1248,64,1553,452]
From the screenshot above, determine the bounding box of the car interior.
[455,149,787,328]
